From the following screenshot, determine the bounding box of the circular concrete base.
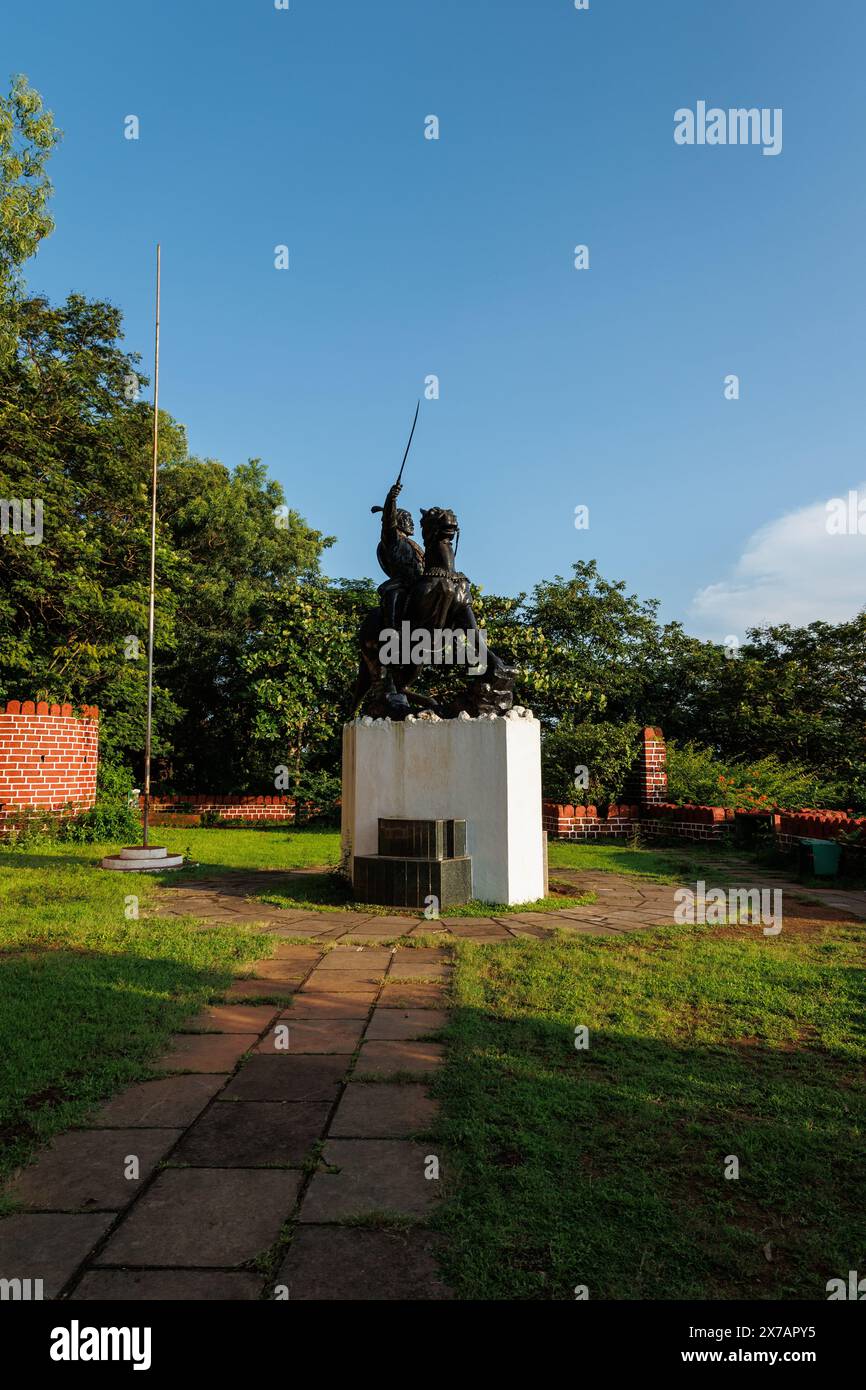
[100,845,185,873]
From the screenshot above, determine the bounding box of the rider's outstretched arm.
[381,482,401,543]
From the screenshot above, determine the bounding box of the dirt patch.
[712,897,862,940]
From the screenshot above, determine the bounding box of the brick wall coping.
[141,794,296,808]
[2,699,99,719]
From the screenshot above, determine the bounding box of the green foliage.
[0,293,329,786]
[0,74,61,317]
[56,801,141,845]
[241,576,377,798]
[96,757,136,804]
[666,740,846,812]
[541,719,642,805]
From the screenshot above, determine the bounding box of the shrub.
[292,769,342,824]
[541,720,642,805]
[666,741,846,811]
[57,800,142,844]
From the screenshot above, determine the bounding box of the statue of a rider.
[374,480,424,633]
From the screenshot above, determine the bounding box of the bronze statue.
[373,480,424,631]
[354,407,515,720]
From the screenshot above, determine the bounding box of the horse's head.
[420,507,459,547]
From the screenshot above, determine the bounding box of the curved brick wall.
[0,699,99,823]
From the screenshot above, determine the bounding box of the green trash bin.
[799,837,842,878]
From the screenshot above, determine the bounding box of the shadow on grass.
[0,943,262,1191]
[429,945,866,1301]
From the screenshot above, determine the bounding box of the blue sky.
[7,0,866,639]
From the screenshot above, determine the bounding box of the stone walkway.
[2,860,862,1303]
[0,939,452,1301]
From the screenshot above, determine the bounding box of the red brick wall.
[542,804,640,839]
[143,794,299,824]
[0,699,99,824]
[640,726,668,805]
[774,810,865,850]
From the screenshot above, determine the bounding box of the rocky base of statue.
[372,663,516,722]
[342,707,545,906]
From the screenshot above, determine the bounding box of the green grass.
[432,923,866,1300]
[0,840,284,1195]
[547,838,741,883]
[154,826,341,875]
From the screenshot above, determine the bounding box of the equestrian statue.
[354,404,515,720]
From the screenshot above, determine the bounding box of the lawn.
[432,921,866,1300]
[547,838,741,883]
[152,825,341,875]
[0,834,348,1194]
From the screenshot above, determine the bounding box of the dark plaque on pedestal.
[352,816,472,907]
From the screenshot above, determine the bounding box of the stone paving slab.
[96,1168,301,1267]
[223,978,300,1001]
[220,1055,347,1102]
[378,980,448,1008]
[315,956,389,978]
[183,1003,280,1032]
[254,1019,366,1054]
[283,992,377,1019]
[315,947,392,970]
[366,1008,448,1041]
[354,915,417,933]
[501,922,550,939]
[155,1032,256,1073]
[244,958,312,982]
[173,1101,330,1167]
[277,1227,450,1299]
[446,923,514,940]
[386,960,451,981]
[0,1213,113,1298]
[299,977,381,996]
[73,1269,264,1300]
[356,1041,445,1077]
[390,948,450,963]
[330,1083,438,1138]
[6,1129,182,1212]
[343,924,409,939]
[88,1074,225,1128]
[300,1140,438,1222]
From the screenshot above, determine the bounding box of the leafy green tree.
[242,577,377,800]
[0,74,61,356]
[0,293,328,782]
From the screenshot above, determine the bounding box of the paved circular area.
[148,863,866,942]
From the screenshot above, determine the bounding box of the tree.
[0,74,61,355]
[242,577,378,801]
[0,293,329,781]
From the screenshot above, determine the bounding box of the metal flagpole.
[142,243,160,849]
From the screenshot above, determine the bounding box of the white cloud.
[689,484,866,639]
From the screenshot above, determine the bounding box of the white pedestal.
[341,712,545,906]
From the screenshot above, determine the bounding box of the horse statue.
[354,482,515,720]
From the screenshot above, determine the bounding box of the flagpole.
[142,243,160,849]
